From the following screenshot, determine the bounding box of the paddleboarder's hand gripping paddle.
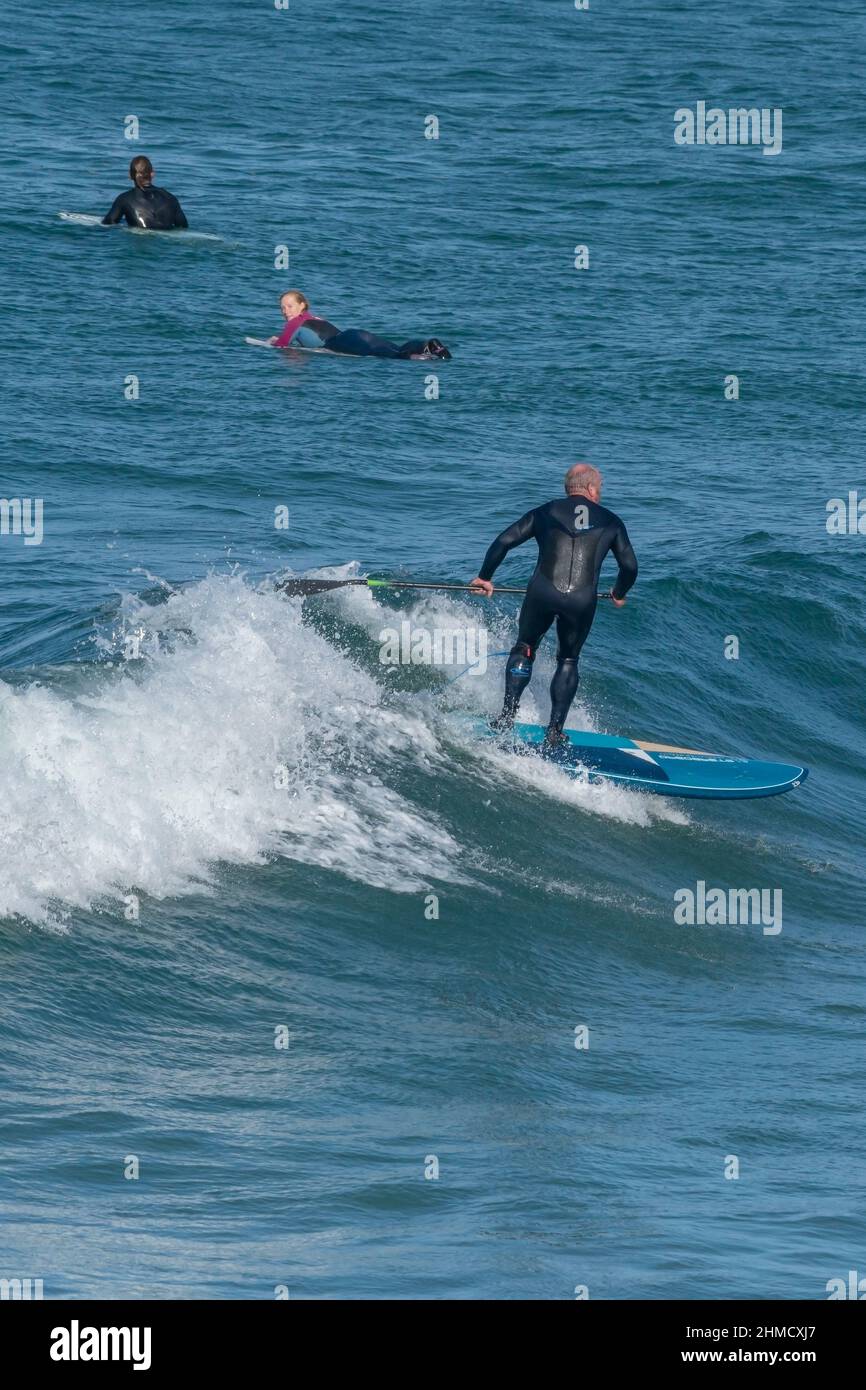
[468,577,616,601]
[469,577,494,597]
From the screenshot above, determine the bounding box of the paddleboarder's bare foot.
[542,727,568,754]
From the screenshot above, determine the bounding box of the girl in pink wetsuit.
[269,290,451,359]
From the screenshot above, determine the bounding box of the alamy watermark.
[50,1321,151,1371]
[826,1269,866,1299]
[674,102,782,157]
[379,621,489,674]
[674,881,782,935]
[0,497,43,545]
[1,1276,44,1299]
[826,491,866,535]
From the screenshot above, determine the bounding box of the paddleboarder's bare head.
[129,155,154,189]
[564,463,602,503]
[280,290,309,319]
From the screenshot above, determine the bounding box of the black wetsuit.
[102,184,188,230]
[326,329,431,359]
[291,321,449,360]
[478,493,638,737]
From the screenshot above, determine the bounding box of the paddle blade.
[276,576,367,597]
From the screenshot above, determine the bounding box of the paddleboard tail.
[467,719,808,800]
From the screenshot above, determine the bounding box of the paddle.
[276,576,614,598]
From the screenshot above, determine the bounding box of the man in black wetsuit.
[102,156,188,230]
[470,463,638,747]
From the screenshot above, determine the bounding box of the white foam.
[0,572,685,927]
[0,575,470,927]
[465,736,690,827]
[321,576,684,825]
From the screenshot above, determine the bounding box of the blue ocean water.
[1,0,865,1299]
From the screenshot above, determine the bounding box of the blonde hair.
[564,463,602,495]
[280,289,309,311]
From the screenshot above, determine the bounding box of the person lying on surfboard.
[268,290,451,360]
[102,156,188,230]
[469,463,638,750]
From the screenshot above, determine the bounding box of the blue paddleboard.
[468,720,808,800]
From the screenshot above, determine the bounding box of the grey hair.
[564,463,602,495]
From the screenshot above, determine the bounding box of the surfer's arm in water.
[470,510,538,595]
[102,192,132,225]
[168,194,188,229]
[608,524,638,606]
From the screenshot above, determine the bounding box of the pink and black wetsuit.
[273,312,450,360]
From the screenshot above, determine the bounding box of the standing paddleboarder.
[102,156,188,230]
[470,463,638,747]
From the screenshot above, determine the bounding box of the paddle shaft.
[368,579,528,594]
[372,580,612,597]
[276,576,614,598]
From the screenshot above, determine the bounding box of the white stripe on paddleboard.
[634,739,712,755]
[623,746,663,765]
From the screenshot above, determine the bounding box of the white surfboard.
[59,212,104,226]
[59,212,223,243]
